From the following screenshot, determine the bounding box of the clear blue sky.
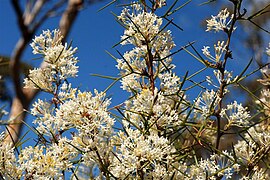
[0,0,219,103]
[0,1,267,141]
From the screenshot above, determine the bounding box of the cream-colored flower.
[206,8,236,32]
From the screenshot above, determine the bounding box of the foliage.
[1,0,270,179]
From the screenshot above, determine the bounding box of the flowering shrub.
[1,0,270,179]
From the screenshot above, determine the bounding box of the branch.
[24,0,46,26]
[5,0,84,145]
[11,0,28,38]
[60,0,84,42]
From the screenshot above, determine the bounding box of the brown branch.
[60,0,84,42]
[146,41,155,95]
[31,0,67,34]
[11,0,28,38]
[24,0,46,26]
[5,0,84,145]
[215,0,242,151]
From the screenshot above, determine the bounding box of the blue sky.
[0,0,268,145]
[0,0,219,104]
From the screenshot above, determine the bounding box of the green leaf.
[97,0,117,12]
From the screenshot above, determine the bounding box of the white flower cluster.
[221,101,251,129]
[226,44,270,178]
[239,43,270,178]
[119,5,162,46]
[189,151,240,179]
[0,132,21,179]
[206,70,234,88]
[194,89,221,118]
[234,127,270,176]
[202,41,227,62]
[18,138,76,179]
[31,87,114,137]
[116,3,175,92]
[240,167,268,180]
[112,2,190,178]
[206,8,236,32]
[111,128,186,179]
[257,88,270,115]
[159,72,180,95]
[11,29,115,178]
[124,87,186,131]
[24,29,78,91]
